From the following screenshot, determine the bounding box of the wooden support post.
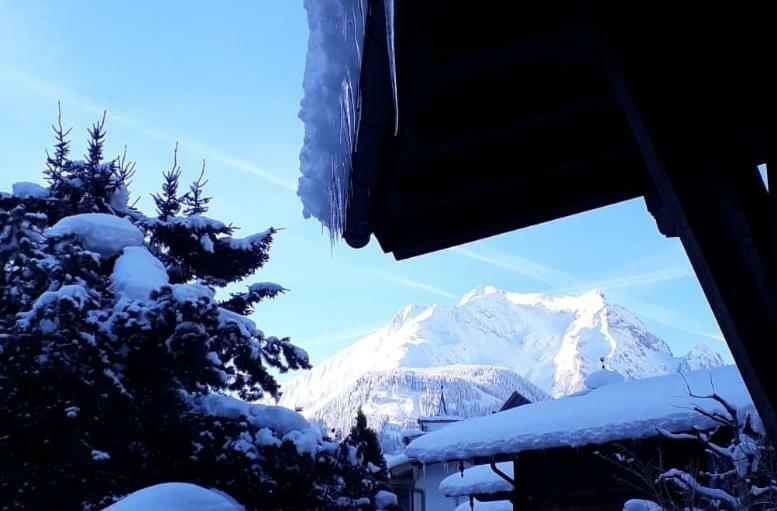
[606,58,777,443]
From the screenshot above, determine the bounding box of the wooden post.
[606,56,777,442]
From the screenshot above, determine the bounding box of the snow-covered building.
[388,386,537,511]
[403,365,755,510]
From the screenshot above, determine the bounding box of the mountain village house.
[387,365,754,511]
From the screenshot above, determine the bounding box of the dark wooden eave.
[345,3,652,258]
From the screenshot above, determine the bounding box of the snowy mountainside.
[678,343,725,373]
[280,286,725,445]
[301,365,548,451]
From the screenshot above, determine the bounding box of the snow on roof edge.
[298,0,369,235]
[439,462,514,497]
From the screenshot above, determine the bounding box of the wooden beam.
[606,55,777,442]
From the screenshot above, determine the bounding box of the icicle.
[299,0,372,238]
[422,462,427,478]
[383,0,399,134]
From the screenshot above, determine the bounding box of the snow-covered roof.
[406,365,752,463]
[439,462,513,497]
[454,500,512,511]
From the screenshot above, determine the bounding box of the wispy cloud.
[372,271,458,300]
[452,246,692,295]
[450,246,571,287]
[556,267,694,295]
[300,320,388,348]
[0,63,295,191]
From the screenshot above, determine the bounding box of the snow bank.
[12,182,50,199]
[196,393,309,435]
[103,483,243,511]
[111,247,169,301]
[439,462,513,497]
[48,213,143,257]
[298,0,368,233]
[454,500,513,511]
[406,365,752,463]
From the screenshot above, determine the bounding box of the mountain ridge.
[279,286,725,446]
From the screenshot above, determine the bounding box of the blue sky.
[0,1,731,377]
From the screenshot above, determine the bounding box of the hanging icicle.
[298,0,370,240]
[383,0,399,134]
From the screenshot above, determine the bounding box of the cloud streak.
[300,320,389,348]
[372,271,458,300]
[0,63,296,192]
[450,245,723,342]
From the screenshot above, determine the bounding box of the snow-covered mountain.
[280,286,725,445]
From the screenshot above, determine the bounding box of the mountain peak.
[458,284,503,305]
[679,343,725,373]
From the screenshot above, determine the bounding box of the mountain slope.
[280,286,725,442]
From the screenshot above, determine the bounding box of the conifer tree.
[0,113,388,511]
[182,163,212,216]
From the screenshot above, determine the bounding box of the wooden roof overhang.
[341,1,777,444]
[344,3,772,257]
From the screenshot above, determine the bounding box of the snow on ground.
[103,483,243,511]
[111,247,169,301]
[406,365,751,463]
[439,462,513,498]
[12,182,50,199]
[48,213,143,257]
[454,499,513,511]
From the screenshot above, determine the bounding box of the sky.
[0,1,732,380]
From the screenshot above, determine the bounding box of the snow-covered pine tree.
[0,114,388,511]
[334,409,397,510]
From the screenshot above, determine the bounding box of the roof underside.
[343,2,771,258]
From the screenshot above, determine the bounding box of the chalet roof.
[406,365,754,464]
